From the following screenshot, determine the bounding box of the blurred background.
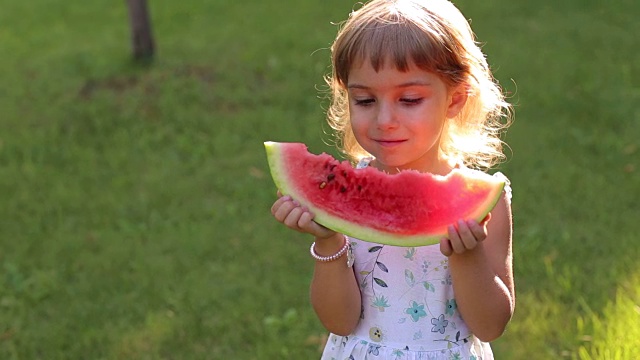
[0,0,638,359]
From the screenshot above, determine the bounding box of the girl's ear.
[446,84,468,119]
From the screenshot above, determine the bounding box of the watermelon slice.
[264,141,505,247]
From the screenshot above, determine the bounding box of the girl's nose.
[376,102,398,129]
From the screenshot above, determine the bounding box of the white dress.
[321,160,512,360]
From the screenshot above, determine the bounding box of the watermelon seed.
[340,186,347,193]
[357,185,362,191]
[327,173,335,181]
[319,182,327,189]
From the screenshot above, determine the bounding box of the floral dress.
[321,161,512,360]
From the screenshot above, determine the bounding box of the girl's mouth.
[376,139,407,147]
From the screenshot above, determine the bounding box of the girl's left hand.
[440,213,491,256]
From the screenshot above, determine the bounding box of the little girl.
[271,0,514,358]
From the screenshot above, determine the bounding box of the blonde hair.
[326,0,512,170]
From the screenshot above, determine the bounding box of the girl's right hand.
[270,191,336,239]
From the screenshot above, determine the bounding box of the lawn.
[0,0,638,359]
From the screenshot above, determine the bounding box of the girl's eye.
[401,98,423,105]
[354,98,375,106]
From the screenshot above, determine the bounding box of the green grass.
[1,0,638,359]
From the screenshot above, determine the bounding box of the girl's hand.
[270,191,336,239]
[440,213,491,257]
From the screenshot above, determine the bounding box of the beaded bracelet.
[310,236,350,263]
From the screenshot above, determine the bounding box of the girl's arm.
[309,234,362,335]
[271,194,362,335]
[440,192,515,342]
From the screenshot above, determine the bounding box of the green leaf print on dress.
[361,245,390,292]
[423,281,436,292]
[372,295,390,312]
[404,269,415,287]
[374,277,389,288]
[403,247,416,260]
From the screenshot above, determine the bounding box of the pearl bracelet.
[310,236,350,263]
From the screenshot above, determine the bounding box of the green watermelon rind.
[265,141,505,247]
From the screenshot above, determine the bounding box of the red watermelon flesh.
[265,141,505,247]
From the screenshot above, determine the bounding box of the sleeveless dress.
[321,160,512,360]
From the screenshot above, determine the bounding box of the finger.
[297,211,316,231]
[467,219,488,243]
[447,225,466,254]
[270,195,289,218]
[457,220,478,251]
[298,210,335,238]
[283,206,304,229]
[272,198,295,222]
[271,194,291,213]
[440,238,453,257]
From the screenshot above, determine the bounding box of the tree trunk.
[126,0,155,61]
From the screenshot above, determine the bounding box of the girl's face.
[347,60,466,174]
